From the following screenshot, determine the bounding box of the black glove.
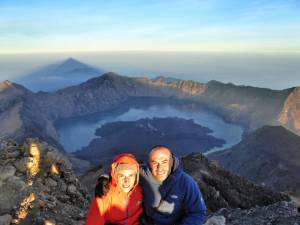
[95,174,111,197]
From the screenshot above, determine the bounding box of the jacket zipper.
[123,196,129,225]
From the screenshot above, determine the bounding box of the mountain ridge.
[1,71,299,151]
[208,125,300,203]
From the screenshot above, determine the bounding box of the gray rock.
[205,215,226,225]
[44,219,56,225]
[0,176,27,213]
[0,140,91,225]
[14,157,31,173]
[57,195,70,203]
[76,221,85,225]
[45,178,57,187]
[46,150,71,169]
[7,176,26,190]
[211,200,300,225]
[6,150,20,158]
[0,165,16,181]
[67,184,77,195]
[0,214,12,225]
[59,181,67,193]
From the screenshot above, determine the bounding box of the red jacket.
[86,154,143,225]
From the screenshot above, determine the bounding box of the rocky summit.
[0,139,90,225]
[0,138,299,225]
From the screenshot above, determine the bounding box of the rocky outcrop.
[139,76,206,96]
[0,81,14,92]
[205,201,299,225]
[278,87,300,134]
[198,81,292,131]
[181,153,289,212]
[0,81,61,148]
[0,139,90,225]
[0,82,33,142]
[208,125,300,203]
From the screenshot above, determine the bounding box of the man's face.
[116,169,137,193]
[149,147,173,182]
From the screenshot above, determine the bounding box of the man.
[96,146,206,225]
[139,146,206,225]
[86,153,142,225]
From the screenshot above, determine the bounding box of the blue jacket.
[140,156,207,225]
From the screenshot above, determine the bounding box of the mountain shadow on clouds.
[14,58,106,92]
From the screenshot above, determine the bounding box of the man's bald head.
[148,146,173,182]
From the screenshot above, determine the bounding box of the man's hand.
[95,174,111,197]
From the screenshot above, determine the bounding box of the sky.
[1,0,300,53]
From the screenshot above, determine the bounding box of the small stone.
[35,199,47,208]
[47,202,56,209]
[76,220,85,225]
[280,201,289,208]
[63,172,76,183]
[11,218,19,224]
[0,214,12,225]
[45,178,57,187]
[204,215,226,225]
[6,151,20,158]
[59,182,67,193]
[67,184,77,195]
[58,195,70,202]
[44,219,56,225]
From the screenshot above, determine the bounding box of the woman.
[86,153,142,225]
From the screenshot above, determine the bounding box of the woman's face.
[116,169,137,193]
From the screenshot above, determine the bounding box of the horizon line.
[1,49,300,55]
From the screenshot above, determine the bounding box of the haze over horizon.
[1,0,300,89]
[1,52,300,90]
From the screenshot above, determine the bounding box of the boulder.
[0,214,12,225]
[0,165,16,181]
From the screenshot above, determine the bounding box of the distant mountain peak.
[81,72,125,87]
[0,80,13,91]
[101,72,122,79]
